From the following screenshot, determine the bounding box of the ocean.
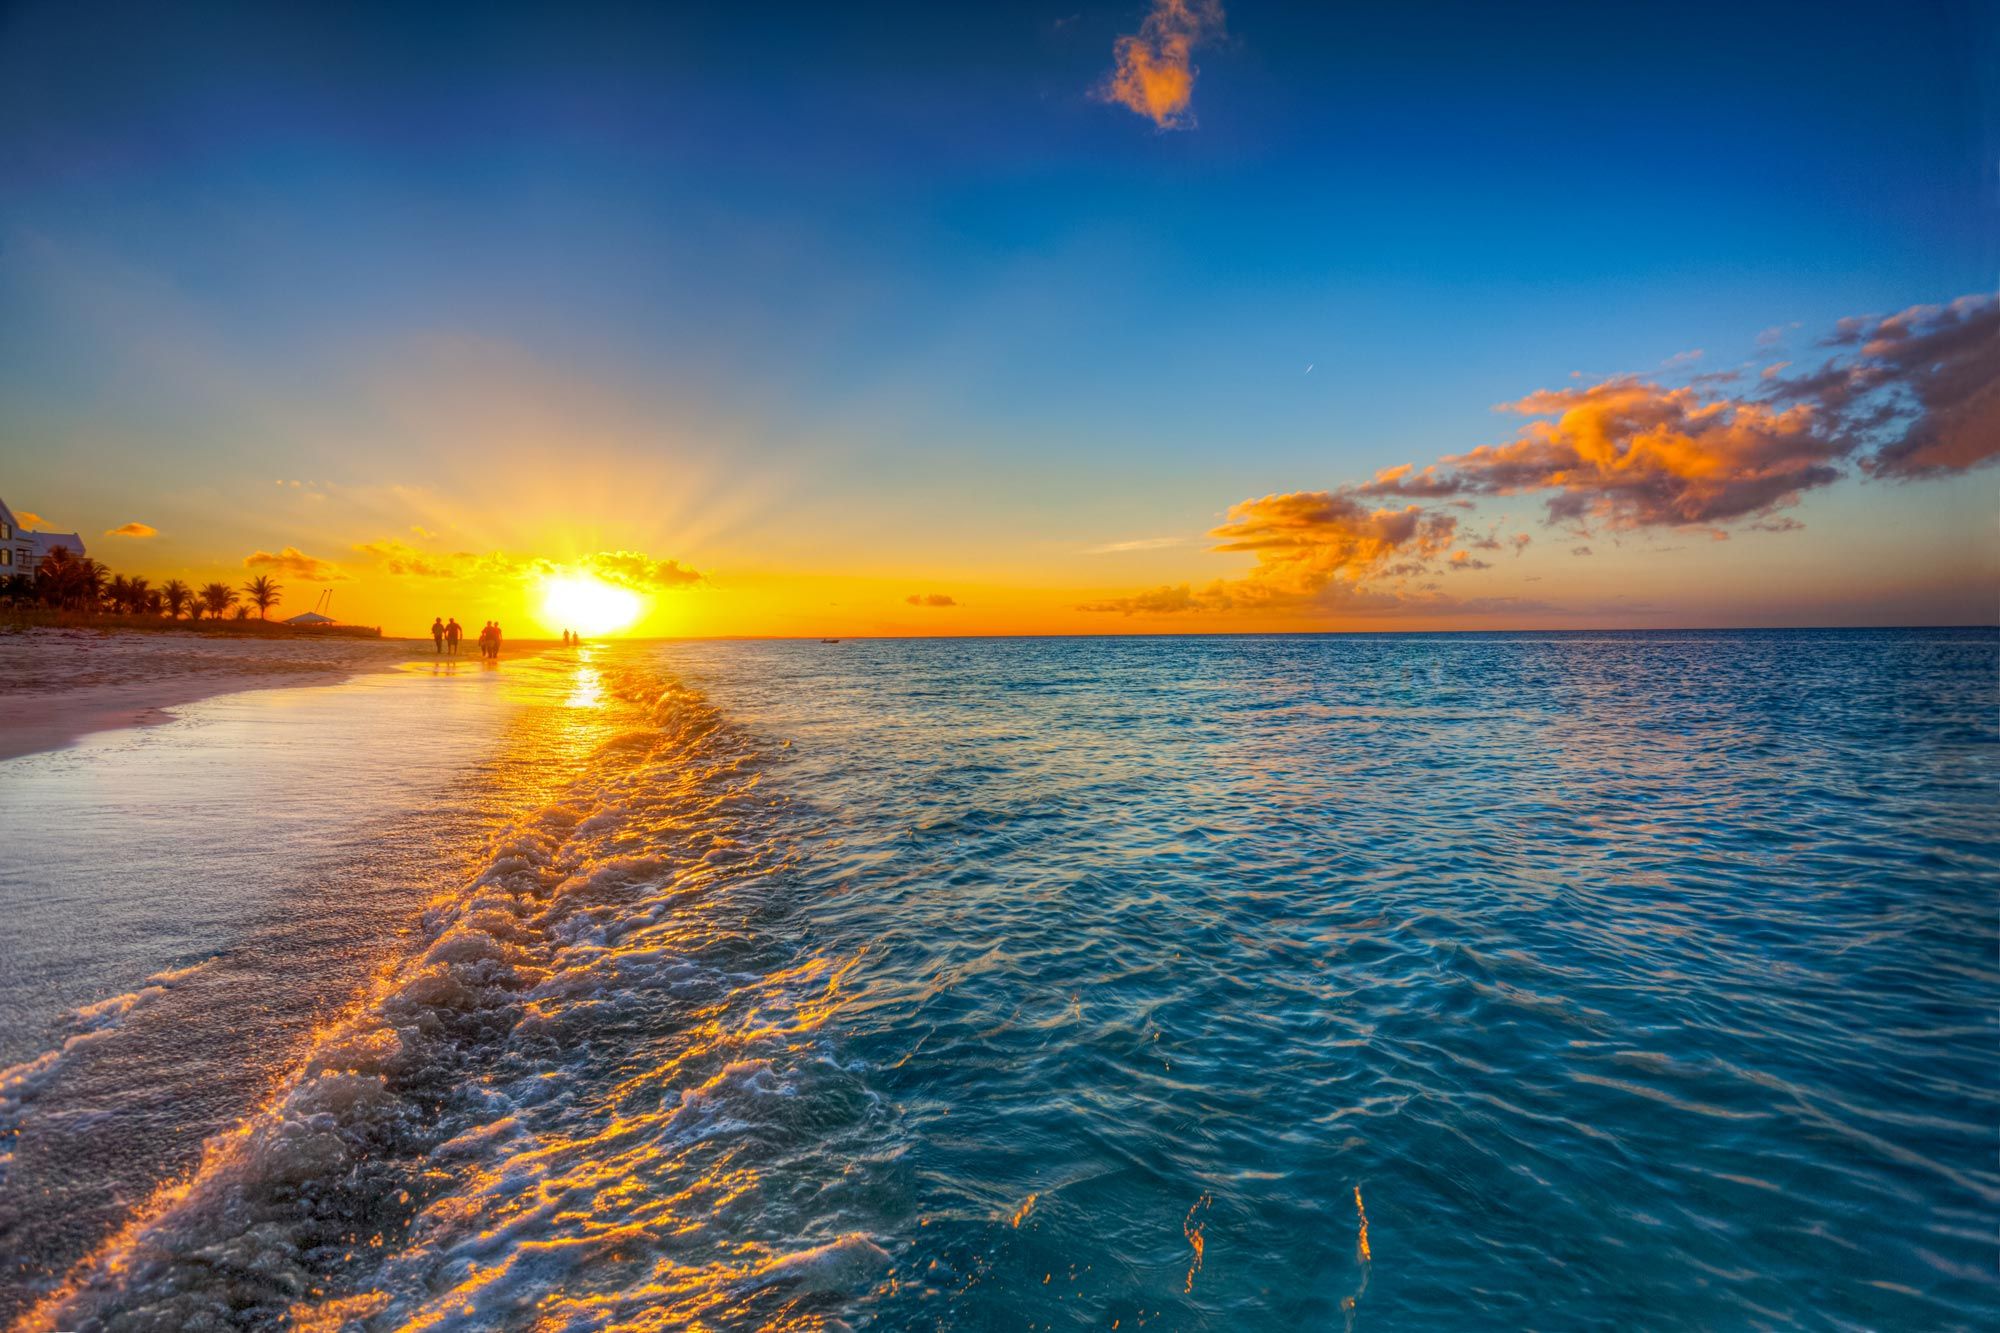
[2,630,1995,1330]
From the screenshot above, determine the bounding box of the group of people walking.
[429,616,505,659]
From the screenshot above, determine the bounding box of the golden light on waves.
[537,573,643,636]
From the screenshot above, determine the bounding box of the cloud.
[583,550,704,591]
[244,547,346,581]
[410,525,437,539]
[105,522,156,537]
[906,593,959,607]
[1081,491,1460,614]
[1819,296,2000,479]
[355,541,705,592]
[1080,578,1545,619]
[1086,291,1995,619]
[1099,0,1223,129]
[1082,536,1186,554]
[17,512,45,528]
[355,540,463,578]
[1210,491,1461,593]
[1079,582,1214,614]
[1429,379,1841,527]
[1355,292,1998,531]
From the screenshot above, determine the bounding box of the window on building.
[1,549,11,566]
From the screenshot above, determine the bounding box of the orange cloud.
[1100,0,1223,129]
[355,540,463,578]
[1361,292,1998,526]
[583,550,703,592]
[906,593,958,607]
[1086,292,1996,620]
[105,522,157,537]
[1435,380,1839,527]
[1082,492,1460,614]
[17,511,46,528]
[244,547,347,581]
[354,542,702,592]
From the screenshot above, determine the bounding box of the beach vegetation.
[34,545,107,610]
[0,553,380,637]
[242,574,282,619]
[199,582,238,620]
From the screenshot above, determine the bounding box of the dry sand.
[0,629,422,761]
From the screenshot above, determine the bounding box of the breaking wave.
[28,668,890,1332]
[0,961,216,1186]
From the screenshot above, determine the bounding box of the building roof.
[284,610,336,624]
[27,531,86,560]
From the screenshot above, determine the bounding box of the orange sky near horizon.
[16,290,1996,641]
[15,480,1992,640]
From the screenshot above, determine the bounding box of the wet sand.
[0,629,476,760]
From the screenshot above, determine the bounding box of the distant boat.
[821,638,840,644]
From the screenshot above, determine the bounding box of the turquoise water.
[13,630,2000,1329]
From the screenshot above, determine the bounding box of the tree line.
[3,545,284,620]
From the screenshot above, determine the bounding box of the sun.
[538,573,644,637]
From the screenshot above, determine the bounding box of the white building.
[0,495,86,578]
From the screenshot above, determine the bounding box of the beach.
[1,630,1995,1329]
[0,629,420,761]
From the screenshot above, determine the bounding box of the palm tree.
[35,546,104,611]
[241,574,282,620]
[161,579,192,620]
[125,575,151,614]
[199,581,236,620]
[143,589,164,616]
[105,574,135,613]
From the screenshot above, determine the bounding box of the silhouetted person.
[491,621,503,658]
[446,617,463,655]
[431,617,445,653]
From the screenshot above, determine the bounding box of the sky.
[1,0,1994,636]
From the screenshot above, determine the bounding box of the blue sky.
[1,1,1993,632]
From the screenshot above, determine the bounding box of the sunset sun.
[537,573,643,636]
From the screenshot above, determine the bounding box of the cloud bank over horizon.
[1087,294,2000,617]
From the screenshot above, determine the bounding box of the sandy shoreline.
[0,629,434,761]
